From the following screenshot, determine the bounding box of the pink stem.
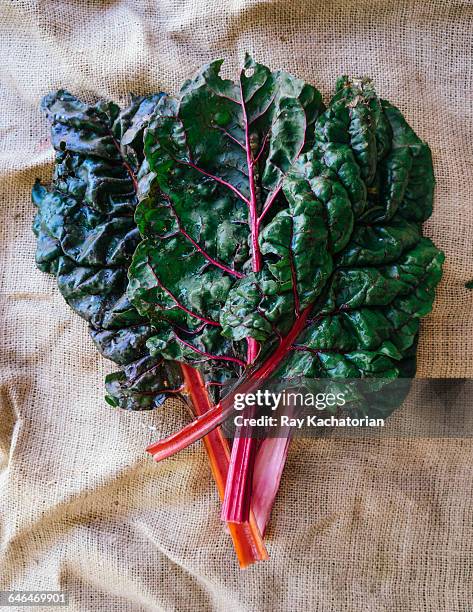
[221,435,258,523]
[221,77,264,524]
[251,438,290,536]
[246,338,259,363]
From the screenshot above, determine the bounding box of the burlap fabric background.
[1,1,472,611]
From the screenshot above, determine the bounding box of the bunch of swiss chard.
[33,57,444,567]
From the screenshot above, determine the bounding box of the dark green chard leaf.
[377,100,435,223]
[314,76,381,188]
[128,56,325,369]
[104,356,184,410]
[32,90,179,410]
[313,77,435,223]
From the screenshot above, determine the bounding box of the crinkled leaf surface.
[128,57,325,367]
[129,64,443,417]
[32,90,183,410]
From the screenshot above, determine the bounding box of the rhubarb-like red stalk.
[179,364,268,567]
[251,403,297,535]
[251,437,290,536]
[220,80,264,525]
[221,435,258,523]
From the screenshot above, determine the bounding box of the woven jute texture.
[1,2,472,611]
